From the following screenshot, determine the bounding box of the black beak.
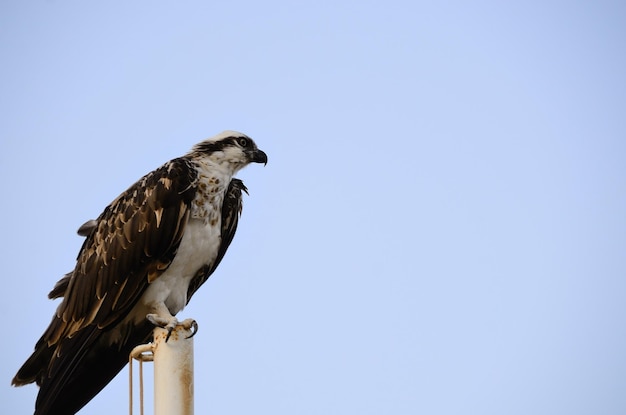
[251,149,268,165]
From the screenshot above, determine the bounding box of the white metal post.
[153,325,195,415]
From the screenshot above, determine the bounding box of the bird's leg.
[146,303,198,342]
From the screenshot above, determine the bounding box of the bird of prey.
[12,131,267,415]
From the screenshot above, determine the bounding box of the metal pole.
[153,325,194,415]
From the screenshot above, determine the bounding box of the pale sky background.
[2,1,625,414]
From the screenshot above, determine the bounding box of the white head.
[190,131,267,173]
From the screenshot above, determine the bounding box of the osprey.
[12,131,267,415]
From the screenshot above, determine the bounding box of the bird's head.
[190,131,267,173]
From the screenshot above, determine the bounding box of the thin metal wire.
[139,358,144,415]
[129,343,154,415]
[129,354,133,415]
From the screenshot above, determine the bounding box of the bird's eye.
[238,138,248,147]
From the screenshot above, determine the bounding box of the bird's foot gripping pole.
[146,314,198,342]
[130,319,196,415]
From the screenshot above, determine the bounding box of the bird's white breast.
[143,218,221,314]
[140,161,233,316]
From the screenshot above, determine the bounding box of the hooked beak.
[251,149,268,166]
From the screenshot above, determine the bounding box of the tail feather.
[33,321,152,415]
[12,338,53,387]
[13,319,153,415]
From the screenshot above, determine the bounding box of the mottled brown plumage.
[13,131,266,415]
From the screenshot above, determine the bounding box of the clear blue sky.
[2,1,625,414]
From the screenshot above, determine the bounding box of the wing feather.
[13,157,197,389]
[57,158,195,333]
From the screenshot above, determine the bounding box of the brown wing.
[186,178,247,301]
[46,156,197,343]
[13,157,198,413]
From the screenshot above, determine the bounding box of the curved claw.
[146,313,179,343]
[146,314,197,342]
[185,320,199,339]
[165,326,175,343]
